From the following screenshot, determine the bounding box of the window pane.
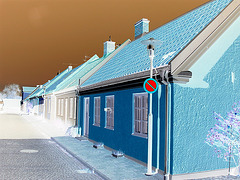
[94,97,100,126]
[134,93,148,136]
[142,121,148,134]
[74,98,76,119]
[106,96,114,129]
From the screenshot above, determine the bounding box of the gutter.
[79,65,169,93]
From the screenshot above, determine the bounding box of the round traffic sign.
[143,78,159,94]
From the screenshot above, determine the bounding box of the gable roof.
[51,54,100,94]
[51,39,131,95]
[25,67,73,100]
[22,87,36,93]
[81,0,234,89]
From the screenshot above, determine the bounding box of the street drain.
[20,149,39,153]
[76,169,94,174]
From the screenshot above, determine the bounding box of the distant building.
[43,39,130,129]
[21,87,36,101]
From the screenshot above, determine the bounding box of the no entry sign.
[143,78,159,94]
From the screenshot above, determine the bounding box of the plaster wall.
[56,92,77,127]
[171,17,240,175]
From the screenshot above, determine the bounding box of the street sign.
[143,78,158,94]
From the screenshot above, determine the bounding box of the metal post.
[141,38,161,176]
[146,49,154,175]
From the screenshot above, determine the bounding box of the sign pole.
[141,38,161,176]
[146,49,154,175]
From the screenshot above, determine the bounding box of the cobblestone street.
[0,113,102,180]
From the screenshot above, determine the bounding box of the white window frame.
[74,97,76,120]
[48,98,51,113]
[133,93,148,138]
[60,99,64,116]
[105,95,114,130]
[57,99,60,116]
[69,97,73,119]
[94,97,101,126]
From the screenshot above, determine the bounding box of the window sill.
[105,127,114,131]
[93,124,100,127]
[132,133,147,139]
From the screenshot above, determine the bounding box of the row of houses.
[22,0,240,178]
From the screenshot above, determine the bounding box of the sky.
[0,0,210,91]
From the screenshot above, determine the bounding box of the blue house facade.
[78,0,240,178]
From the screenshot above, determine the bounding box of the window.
[61,99,64,116]
[94,97,101,126]
[134,93,148,137]
[57,99,60,115]
[48,98,51,113]
[69,97,73,119]
[105,95,114,129]
[74,97,76,120]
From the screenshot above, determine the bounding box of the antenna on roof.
[62,63,78,66]
[83,56,90,62]
[109,35,112,41]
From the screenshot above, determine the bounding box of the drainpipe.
[156,82,161,173]
[161,69,170,180]
[42,86,46,119]
[76,82,82,136]
[164,84,170,180]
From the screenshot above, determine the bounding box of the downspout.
[164,84,169,180]
[156,82,161,172]
[165,83,171,180]
[76,82,81,136]
[161,68,170,180]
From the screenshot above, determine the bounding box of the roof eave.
[79,65,169,92]
[170,0,239,76]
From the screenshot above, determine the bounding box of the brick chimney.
[135,18,150,39]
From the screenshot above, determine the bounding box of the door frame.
[83,97,90,137]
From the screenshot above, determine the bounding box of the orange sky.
[0,0,209,91]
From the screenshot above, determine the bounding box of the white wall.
[2,99,21,113]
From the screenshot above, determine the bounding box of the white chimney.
[103,37,115,56]
[135,18,150,39]
[68,66,72,71]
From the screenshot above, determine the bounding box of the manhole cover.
[20,149,39,153]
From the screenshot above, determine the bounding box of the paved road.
[0,113,102,180]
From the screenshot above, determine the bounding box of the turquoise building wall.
[171,17,240,175]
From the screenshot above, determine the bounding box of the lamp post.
[141,38,161,176]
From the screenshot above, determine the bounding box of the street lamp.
[141,38,161,176]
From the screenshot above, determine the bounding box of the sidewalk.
[21,114,163,179]
[52,136,163,180]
